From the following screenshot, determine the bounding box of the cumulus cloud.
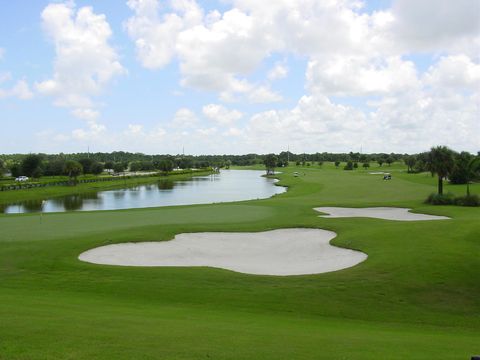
[307,56,420,96]
[202,104,243,126]
[36,1,125,121]
[242,84,479,154]
[171,107,198,128]
[125,0,203,69]
[71,108,100,121]
[268,62,288,81]
[0,79,34,100]
[31,1,480,153]
[424,55,480,90]
[390,0,480,53]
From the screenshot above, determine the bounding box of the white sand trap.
[78,228,367,276]
[315,207,450,221]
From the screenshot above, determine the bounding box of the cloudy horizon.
[0,0,479,155]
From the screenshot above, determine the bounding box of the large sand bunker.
[314,207,450,221]
[79,228,367,276]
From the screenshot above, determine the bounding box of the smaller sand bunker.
[79,229,367,276]
[314,207,449,221]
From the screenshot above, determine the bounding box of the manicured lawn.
[0,163,479,359]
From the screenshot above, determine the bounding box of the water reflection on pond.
[2,170,285,214]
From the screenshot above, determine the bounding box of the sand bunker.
[314,207,449,221]
[79,228,367,276]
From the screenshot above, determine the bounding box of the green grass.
[0,163,479,359]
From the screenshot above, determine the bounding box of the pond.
[1,170,286,214]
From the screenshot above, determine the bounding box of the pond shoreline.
[2,170,286,214]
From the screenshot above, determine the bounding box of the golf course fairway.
[1,163,479,359]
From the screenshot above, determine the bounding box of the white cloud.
[268,63,288,81]
[126,123,144,135]
[22,1,480,154]
[390,0,480,53]
[202,104,243,126]
[0,79,34,100]
[424,55,480,90]
[125,0,383,101]
[307,56,420,96]
[240,86,480,154]
[171,107,198,128]
[71,108,100,121]
[72,120,107,141]
[36,1,125,120]
[125,0,203,69]
[248,86,283,103]
[10,80,34,100]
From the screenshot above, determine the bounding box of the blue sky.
[0,0,478,154]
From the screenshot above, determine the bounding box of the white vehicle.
[15,176,29,182]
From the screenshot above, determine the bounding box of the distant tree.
[427,146,455,195]
[353,162,358,169]
[264,154,277,175]
[404,155,416,173]
[318,161,324,167]
[45,159,66,176]
[159,159,174,175]
[63,160,83,185]
[414,152,429,173]
[21,154,43,178]
[104,161,114,170]
[464,156,480,196]
[377,159,384,167]
[296,161,301,166]
[0,159,5,176]
[10,163,22,178]
[178,158,193,169]
[449,152,473,185]
[362,162,370,169]
[31,167,43,179]
[113,162,125,174]
[386,156,394,166]
[140,161,155,171]
[344,161,353,170]
[129,161,142,172]
[225,160,232,169]
[91,162,104,176]
[334,161,340,168]
[78,158,94,174]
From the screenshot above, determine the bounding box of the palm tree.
[63,160,83,186]
[427,146,455,195]
[465,156,480,196]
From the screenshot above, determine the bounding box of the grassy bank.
[0,163,478,359]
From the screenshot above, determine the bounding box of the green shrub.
[425,193,479,207]
[344,161,353,170]
[425,193,455,205]
[454,195,480,207]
